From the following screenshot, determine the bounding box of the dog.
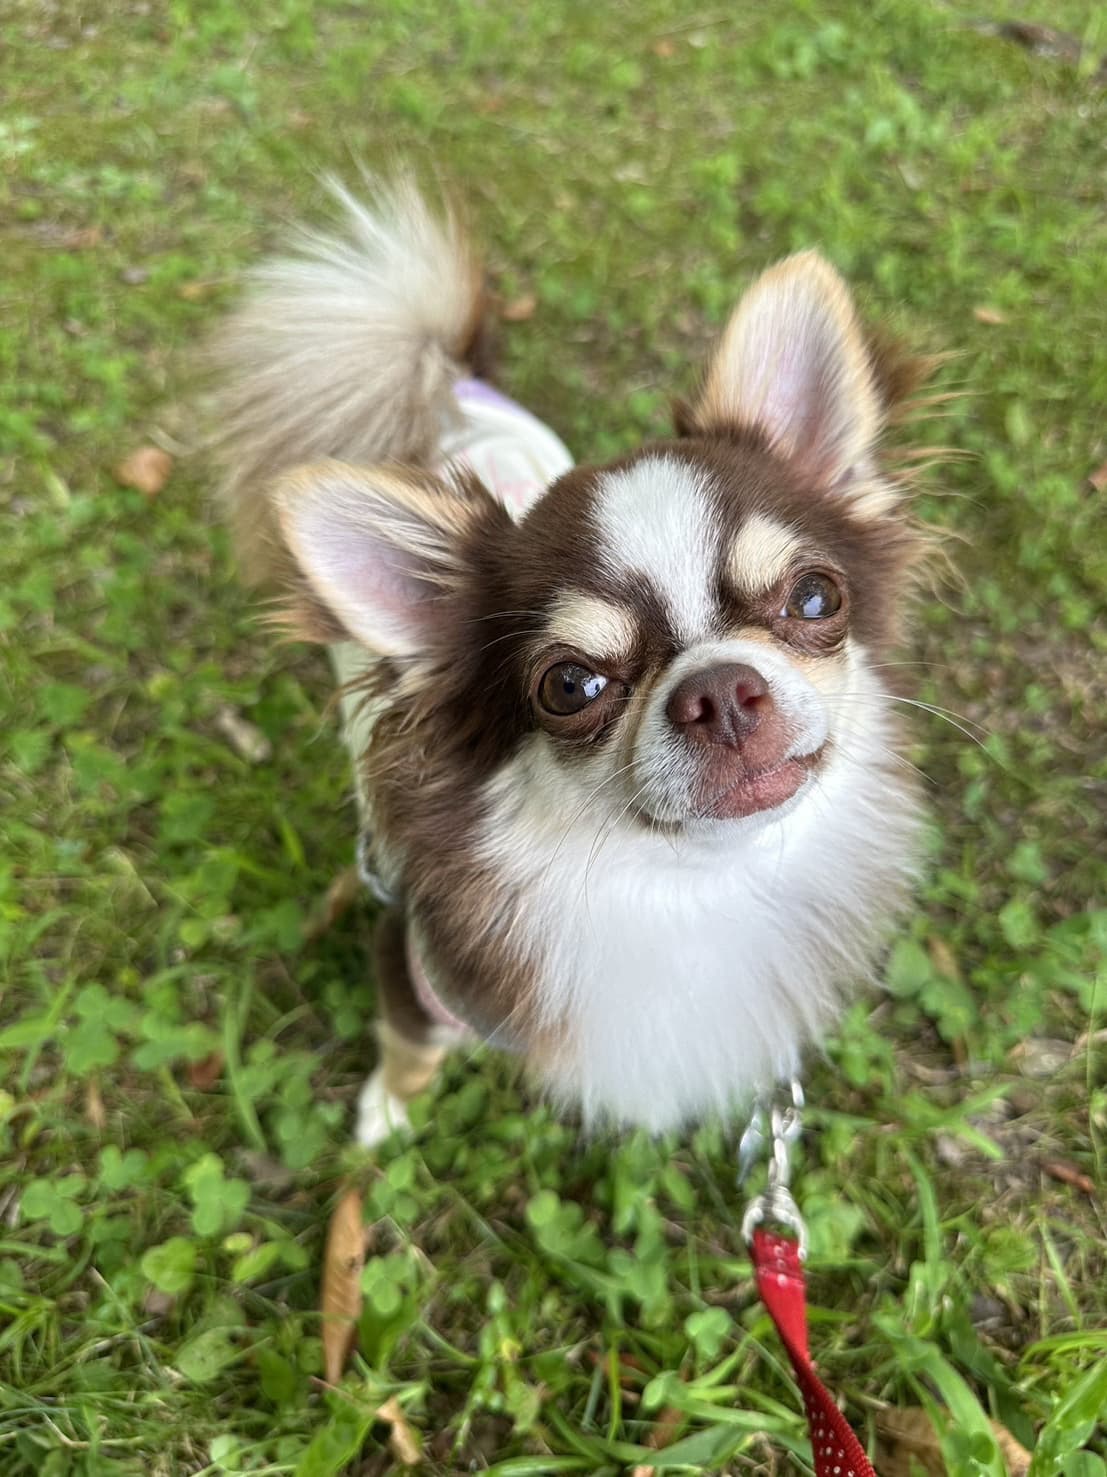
[210,175,932,1146]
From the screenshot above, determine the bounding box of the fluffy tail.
[208,174,484,586]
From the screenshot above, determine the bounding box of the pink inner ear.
[756,346,820,452]
[752,335,869,486]
[746,311,851,480]
[335,528,437,643]
[285,490,451,658]
[788,358,850,480]
[705,255,881,492]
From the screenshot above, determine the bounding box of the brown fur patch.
[373,908,441,1046]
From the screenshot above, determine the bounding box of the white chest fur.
[476,690,921,1132]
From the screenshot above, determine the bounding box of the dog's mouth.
[701,748,822,820]
[630,745,825,830]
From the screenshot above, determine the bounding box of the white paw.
[354,1068,411,1149]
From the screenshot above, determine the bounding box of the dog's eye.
[538,663,609,716]
[783,573,842,620]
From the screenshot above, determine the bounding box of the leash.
[739,1082,879,1477]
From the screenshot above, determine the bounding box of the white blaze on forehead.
[592,455,718,643]
[727,512,803,595]
[546,592,637,659]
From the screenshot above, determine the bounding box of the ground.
[1,0,1105,1473]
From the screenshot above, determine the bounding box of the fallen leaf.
[114,446,173,497]
[898,161,924,191]
[85,1077,107,1131]
[995,21,1082,64]
[876,1407,946,1477]
[927,934,962,980]
[53,224,103,250]
[878,1406,1031,1477]
[475,93,505,114]
[302,865,362,943]
[652,38,676,57]
[1012,1036,1072,1077]
[587,1348,647,1377]
[376,1395,422,1466]
[1042,1159,1095,1196]
[1087,458,1107,493]
[321,1185,370,1383]
[288,109,314,129]
[1075,1025,1107,1051]
[187,1051,224,1091]
[935,1133,969,1169]
[143,1286,176,1318]
[992,1422,1032,1477]
[236,1150,295,1192]
[120,266,150,285]
[501,292,537,322]
[973,305,1007,325]
[646,1405,684,1450]
[214,705,272,763]
[178,279,222,302]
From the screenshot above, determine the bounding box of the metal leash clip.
[739,1078,808,1260]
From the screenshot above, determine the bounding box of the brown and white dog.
[212,176,930,1144]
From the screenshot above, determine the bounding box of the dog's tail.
[208,174,485,587]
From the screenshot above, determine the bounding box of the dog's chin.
[635,748,824,831]
[702,753,818,820]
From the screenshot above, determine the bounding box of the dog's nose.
[666,663,771,745]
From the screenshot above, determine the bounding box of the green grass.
[2,0,1106,1472]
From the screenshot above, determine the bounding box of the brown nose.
[666,662,771,746]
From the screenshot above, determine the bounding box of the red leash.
[741,1085,879,1477]
[751,1228,877,1477]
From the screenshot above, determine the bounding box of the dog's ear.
[274,460,505,655]
[689,252,884,496]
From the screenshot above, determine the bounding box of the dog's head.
[278,251,924,826]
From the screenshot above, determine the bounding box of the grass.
[2,0,1106,1471]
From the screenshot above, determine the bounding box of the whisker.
[885,695,989,735]
[463,609,552,624]
[580,778,655,919]
[541,760,643,883]
[476,625,549,656]
[863,660,955,673]
[830,690,991,754]
[831,689,988,732]
[824,731,935,786]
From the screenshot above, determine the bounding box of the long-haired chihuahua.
[211,175,933,1145]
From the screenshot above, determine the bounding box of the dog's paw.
[354,1068,412,1149]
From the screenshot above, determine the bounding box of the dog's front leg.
[356,907,457,1148]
